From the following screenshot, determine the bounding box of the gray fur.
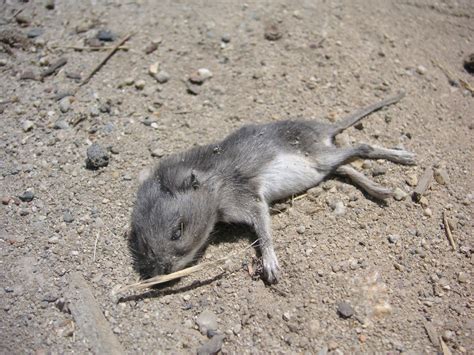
[129,92,415,283]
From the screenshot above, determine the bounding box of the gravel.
[196,309,218,335]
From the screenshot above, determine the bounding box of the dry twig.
[80,33,133,87]
[443,211,456,250]
[413,167,433,202]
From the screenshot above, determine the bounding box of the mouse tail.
[330,91,406,136]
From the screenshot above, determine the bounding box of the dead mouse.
[129,91,415,284]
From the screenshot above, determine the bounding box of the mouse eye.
[171,223,183,241]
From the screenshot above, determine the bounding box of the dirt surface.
[1,0,473,353]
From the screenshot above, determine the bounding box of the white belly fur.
[260,153,325,202]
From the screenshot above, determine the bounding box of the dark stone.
[337,302,354,319]
[27,28,43,38]
[97,30,115,42]
[45,0,55,10]
[19,190,34,202]
[464,53,474,75]
[221,34,231,43]
[186,82,201,95]
[86,143,109,170]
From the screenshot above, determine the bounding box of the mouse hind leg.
[335,165,393,199]
[317,143,416,169]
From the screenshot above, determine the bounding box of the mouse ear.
[190,170,200,190]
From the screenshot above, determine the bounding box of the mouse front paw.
[262,251,280,284]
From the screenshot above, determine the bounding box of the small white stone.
[135,80,146,90]
[197,68,213,81]
[393,187,408,201]
[149,61,160,76]
[416,65,427,75]
[22,120,34,132]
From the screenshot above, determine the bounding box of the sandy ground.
[1,0,473,353]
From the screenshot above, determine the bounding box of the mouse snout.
[152,260,172,276]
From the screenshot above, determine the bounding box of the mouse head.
[129,169,218,279]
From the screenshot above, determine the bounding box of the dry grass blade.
[117,239,260,294]
[443,211,456,250]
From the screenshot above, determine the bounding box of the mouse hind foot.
[336,165,393,200]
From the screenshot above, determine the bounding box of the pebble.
[97,30,115,42]
[406,174,418,187]
[19,190,34,202]
[416,65,427,75]
[48,236,59,244]
[372,165,387,176]
[151,148,165,158]
[22,120,34,132]
[135,80,146,90]
[418,196,429,207]
[86,143,109,170]
[0,58,7,66]
[195,309,218,335]
[149,62,159,76]
[63,210,74,223]
[144,42,158,55]
[264,23,282,41]
[458,272,468,283]
[90,106,100,117]
[434,167,449,185]
[54,120,69,130]
[141,117,156,126]
[296,225,306,234]
[423,208,432,217]
[124,77,135,86]
[59,97,71,113]
[393,187,408,201]
[2,196,10,205]
[337,302,354,318]
[155,70,170,84]
[197,335,224,355]
[19,209,29,216]
[16,14,30,26]
[442,330,454,342]
[186,82,201,95]
[327,340,338,350]
[27,28,43,38]
[221,34,231,43]
[189,68,213,85]
[464,53,474,74]
[45,0,55,10]
[388,234,400,244]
